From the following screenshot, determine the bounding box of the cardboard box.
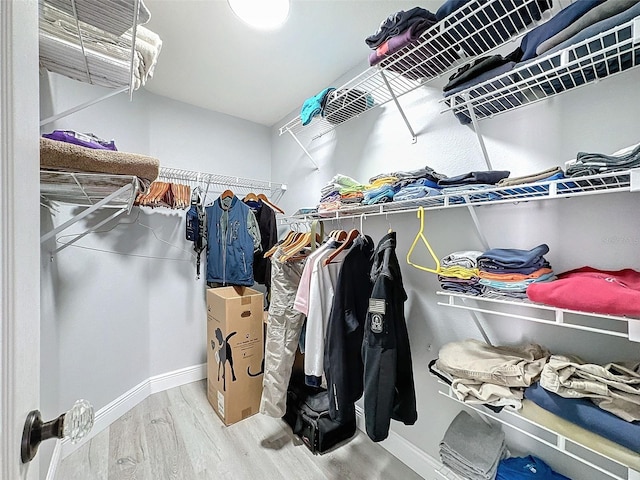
[206,286,264,425]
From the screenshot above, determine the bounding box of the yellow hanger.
[406,207,441,275]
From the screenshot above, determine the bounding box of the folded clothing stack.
[440,410,508,480]
[438,250,483,296]
[318,174,367,209]
[566,142,640,178]
[363,175,399,205]
[478,243,555,299]
[436,339,550,410]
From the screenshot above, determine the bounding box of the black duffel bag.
[283,377,356,454]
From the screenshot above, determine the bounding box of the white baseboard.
[51,363,206,476]
[355,405,444,480]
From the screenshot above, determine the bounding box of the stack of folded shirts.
[478,243,555,299]
[440,411,508,480]
[438,251,483,296]
[318,173,367,208]
[363,174,399,205]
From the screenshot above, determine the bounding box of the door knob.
[21,399,94,463]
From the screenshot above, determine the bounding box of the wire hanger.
[406,207,441,275]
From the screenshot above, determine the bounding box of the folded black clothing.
[443,50,521,92]
[438,170,510,186]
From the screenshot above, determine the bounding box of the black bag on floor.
[283,378,356,454]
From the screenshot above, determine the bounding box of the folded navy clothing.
[438,170,510,186]
[480,262,550,276]
[525,382,640,453]
[437,0,552,57]
[517,0,606,62]
[478,244,549,269]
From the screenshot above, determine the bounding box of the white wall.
[271,62,640,479]
[39,73,271,440]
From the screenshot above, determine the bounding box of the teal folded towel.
[300,87,335,126]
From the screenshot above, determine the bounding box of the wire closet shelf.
[39,0,143,92]
[279,0,556,141]
[442,16,640,120]
[280,168,639,224]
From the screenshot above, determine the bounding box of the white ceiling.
[143,0,441,127]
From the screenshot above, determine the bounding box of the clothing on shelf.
[300,87,335,126]
[497,455,570,480]
[368,16,437,67]
[536,0,640,57]
[437,170,510,187]
[436,339,550,409]
[365,7,436,49]
[438,250,482,295]
[516,0,606,63]
[439,410,508,480]
[525,382,640,453]
[497,166,564,186]
[526,266,640,317]
[42,130,117,151]
[205,194,261,287]
[566,142,640,177]
[540,354,640,422]
[362,231,417,442]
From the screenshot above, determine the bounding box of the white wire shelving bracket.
[436,290,640,342]
[40,170,140,254]
[442,16,640,168]
[279,168,639,225]
[38,0,145,126]
[279,0,559,166]
[438,386,640,480]
[157,167,288,205]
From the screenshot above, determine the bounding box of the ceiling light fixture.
[228,0,290,30]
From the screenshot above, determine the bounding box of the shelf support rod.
[461,298,492,345]
[40,183,133,244]
[463,195,490,251]
[464,93,493,170]
[39,86,130,127]
[380,70,417,143]
[286,130,319,170]
[50,206,129,255]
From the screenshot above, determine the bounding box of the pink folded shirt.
[527,266,640,317]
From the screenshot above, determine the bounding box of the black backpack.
[186,188,207,279]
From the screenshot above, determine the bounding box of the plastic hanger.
[406,207,441,275]
[257,193,285,214]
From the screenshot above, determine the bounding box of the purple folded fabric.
[42,130,117,151]
[369,17,436,67]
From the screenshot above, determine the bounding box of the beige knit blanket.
[40,137,160,184]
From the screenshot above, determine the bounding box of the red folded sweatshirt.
[527,266,640,317]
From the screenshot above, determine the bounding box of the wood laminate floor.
[56,381,423,480]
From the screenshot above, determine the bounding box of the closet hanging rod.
[158,167,287,195]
